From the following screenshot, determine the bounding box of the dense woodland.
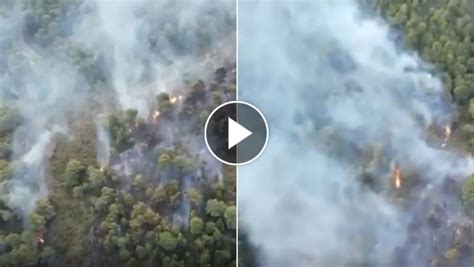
[0,77,237,267]
[238,0,474,266]
[367,0,474,213]
[0,0,236,266]
[373,1,474,265]
[9,0,474,266]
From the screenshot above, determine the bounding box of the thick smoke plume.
[74,0,235,116]
[95,116,110,169]
[239,1,473,266]
[0,0,234,218]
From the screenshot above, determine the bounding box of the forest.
[238,0,474,267]
[373,0,474,265]
[0,0,236,267]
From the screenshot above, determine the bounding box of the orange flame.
[393,165,401,189]
[441,125,451,147]
[443,125,451,142]
[170,95,183,104]
[36,231,44,244]
[152,110,160,122]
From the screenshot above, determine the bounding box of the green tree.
[188,188,203,209]
[87,166,106,189]
[5,233,21,247]
[0,210,13,222]
[35,199,55,221]
[159,231,178,251]
[40,246,56,261]
[224,206,236,230]
[64,159,84,188]
[125,109,138,125]
[190,217,204,236]
[469,99,474,119]
[206,199,227,217]
[462,174,474,204]
[158,153,173,168]
[29,212,46,231]
[445,248,460,264]
[0,160,11,181]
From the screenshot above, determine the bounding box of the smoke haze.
[0,0,235,217]
[239,1,472,266]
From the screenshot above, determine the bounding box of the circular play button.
[204,101,268,165]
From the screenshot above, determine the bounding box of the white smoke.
[74,0,235,117]
[4,125,66,216]
[0,8,87,216]
[95,117,110,169]
[0,0,235,218]
[238,1,471,266]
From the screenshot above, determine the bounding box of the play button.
[228,118,252,149]
[204,101,268,165]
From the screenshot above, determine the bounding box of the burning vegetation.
[0,65,237,267]
[442,125,452,147]
[87,66,237,266]
[238,1,474,267]
[0,0,236,266]
[393,164,402,189]
[36,231,44,245]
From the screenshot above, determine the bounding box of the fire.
[152,110,160,121]
[170,95,183,104]
[393,164,402,189]
[441,125,451,147]
[36,231,44,245]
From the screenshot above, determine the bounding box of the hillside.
[0,0,236,266]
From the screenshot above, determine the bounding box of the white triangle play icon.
[228,117,252,149]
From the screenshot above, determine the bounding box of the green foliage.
[108,114,133,150]
[64,159,84,188]
[29,212,46,231]
[158,153,172,168]
[132,175,145,190]
[444,248,460,263]
[462,174,474,205]
[190,217,204,236]
[0,106,21,134]
[469,99,474,119]
[215,249,232,266]
[35,199,55,221]
[224,206,236,230]
[188,188,203,208]
[125,109,138,125]
[0,209,13,222]
[371,0,474,107]
[87,166,105,188]
[159,231,178,251]
[0,6,236,264]
[5,233,21,247]
[206,199,227,217]
[40,247,56,263]
[0,159,11,182]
